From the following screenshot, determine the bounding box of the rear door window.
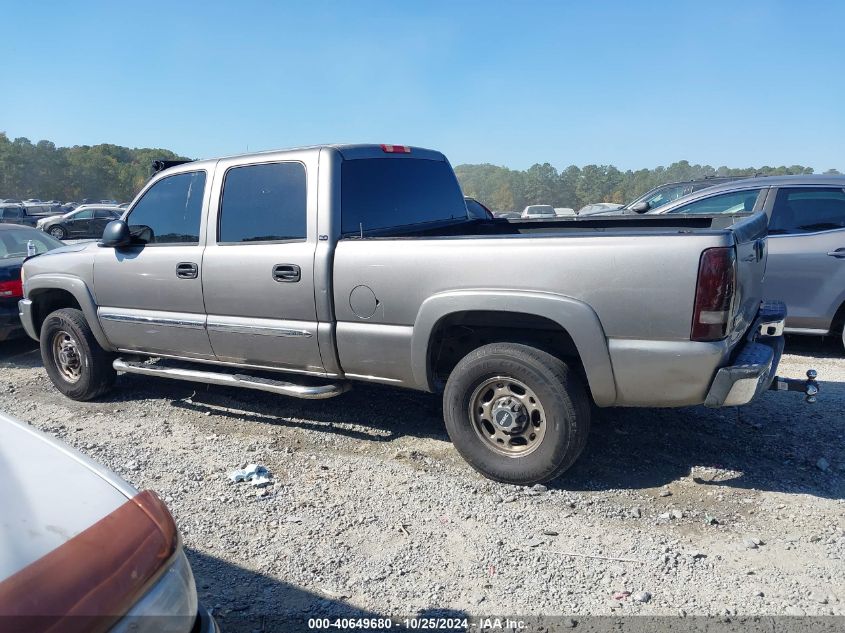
[667,189,763,215]
[768,187,845,234]
[218,162,307,243]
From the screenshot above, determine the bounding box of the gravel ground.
[1,336,843,629]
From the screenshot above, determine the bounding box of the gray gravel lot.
[1,336,843,629]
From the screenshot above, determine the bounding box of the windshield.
[341,158,467,235]
[0,227,64,259]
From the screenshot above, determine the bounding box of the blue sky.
[2,1,843,171]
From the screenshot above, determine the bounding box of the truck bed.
[360,212,759,239]
[332,212,769,407]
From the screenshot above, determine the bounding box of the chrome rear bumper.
[704,301,785,407]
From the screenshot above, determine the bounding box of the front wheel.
[49,225,67,240]
[443,343,591,485]
[40,308,116,401]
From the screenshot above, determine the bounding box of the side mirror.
[99,220,131,248]
[630,201,650,214]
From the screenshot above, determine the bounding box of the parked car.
[0,225,64,341]
[39,205,122,240]
[554,207,576,217]
[645,175,845,348]
[578,202,624,215]
[0,410,217,632]
[19,144,813,485]
[464,197,495,220]
[21,203,56,218]
[521,204,557,218]
[618,176,752,215]
[0,204,36,227]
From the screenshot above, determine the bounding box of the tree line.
[0,133,186,202]
[1,133,840,209]
[457,161,842,212]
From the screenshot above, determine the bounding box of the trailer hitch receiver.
[769,369,819,403]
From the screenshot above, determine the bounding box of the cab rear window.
[341,159,466,235]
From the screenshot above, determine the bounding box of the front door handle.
[272,264,301,282]
[826,248,845,259]
[176,262,199,279]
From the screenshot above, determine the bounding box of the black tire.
[40,308,116,401]
[443,343,591,485]
[48,225,67,240]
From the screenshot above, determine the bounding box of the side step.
[113,359,350,399]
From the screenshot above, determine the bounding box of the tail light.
[0,279,23,299]
[691,247,736,341]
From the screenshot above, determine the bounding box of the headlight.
[19,265,26,288]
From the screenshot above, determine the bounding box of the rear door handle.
[826,248,845,259]
[272,264,301,282]
[176,262,199,279]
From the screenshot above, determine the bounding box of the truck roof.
[158,144,448,175]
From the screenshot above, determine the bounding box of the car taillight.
[0,279,22,299]
[691,247,736,341]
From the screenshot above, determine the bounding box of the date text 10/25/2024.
[307,617,526,630]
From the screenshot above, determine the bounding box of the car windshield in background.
[0,227,63,258]
[341,158,466,234]
[631,183,693,210]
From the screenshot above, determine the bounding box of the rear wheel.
[40,308,116,401]
[443,343,591,485]
[49,225,67,240]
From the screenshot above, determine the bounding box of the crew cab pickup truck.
[18,144,815,485]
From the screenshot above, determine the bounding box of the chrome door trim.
[99,310,205,330]
[205,321,312,338]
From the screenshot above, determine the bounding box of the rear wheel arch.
[412,291,617,406]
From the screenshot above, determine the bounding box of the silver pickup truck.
[18,144,815,485]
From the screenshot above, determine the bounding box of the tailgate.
[727,212,769,344]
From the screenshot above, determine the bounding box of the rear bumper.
[704,300,786,407]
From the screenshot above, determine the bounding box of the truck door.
[765,185,845,331]
[93,170,214,358]
[201,157,324,374]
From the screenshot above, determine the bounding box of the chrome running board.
[113,359,350,399]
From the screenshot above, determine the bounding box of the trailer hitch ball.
[769,369,819,403]
[805,369,819,404]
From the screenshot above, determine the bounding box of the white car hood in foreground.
[0,412,137,579]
